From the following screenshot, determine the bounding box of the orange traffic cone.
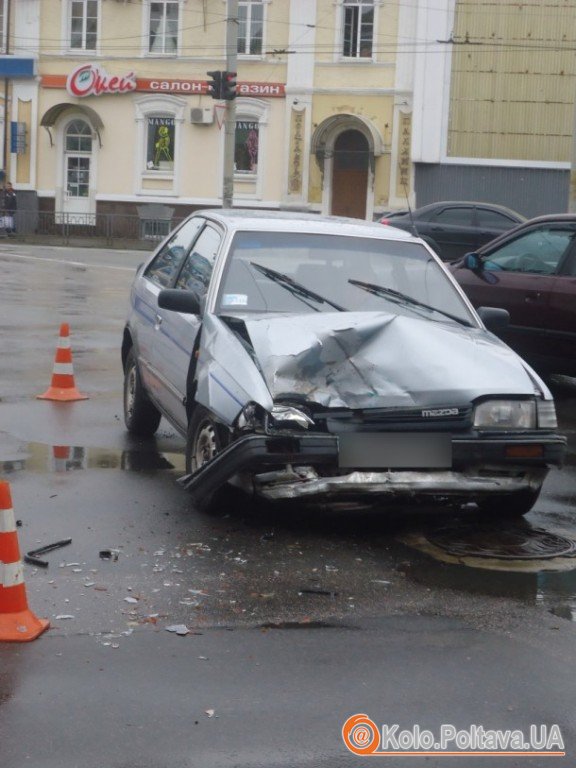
[37,323,88,402]
[0,481,50,642]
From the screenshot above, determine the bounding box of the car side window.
[477,208,517,228]
[433,207,474,226]
[484,228,576,275]
[144,217,205,288]
[175,226,222,298]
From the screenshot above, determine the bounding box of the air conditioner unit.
[190,107,214,125]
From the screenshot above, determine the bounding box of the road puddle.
[0,441,185,475]
[401,520,576,621]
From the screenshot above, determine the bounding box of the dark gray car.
[122,210,564,516]
[380,201,525,261]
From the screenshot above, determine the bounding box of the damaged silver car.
[122,210,565,515]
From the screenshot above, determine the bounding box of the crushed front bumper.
[179,432,566,506]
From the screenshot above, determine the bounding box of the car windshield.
[217,230,476,326]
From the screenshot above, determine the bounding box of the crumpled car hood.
[237,311,539,409]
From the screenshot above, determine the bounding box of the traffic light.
[206,70,222,100]
[221,71,237,101]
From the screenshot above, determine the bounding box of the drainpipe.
[2,0,12,179]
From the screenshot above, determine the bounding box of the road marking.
[0,251,137,272]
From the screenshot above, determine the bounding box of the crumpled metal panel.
[241,311,539,410]
[195,314,273,424]
[256,469,542,501]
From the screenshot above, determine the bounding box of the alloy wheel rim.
[193,422,218,470]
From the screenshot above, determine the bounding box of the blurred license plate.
[338,433,452,469]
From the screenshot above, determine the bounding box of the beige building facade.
[5,0,573,227]
[6,0,417,229]
[410,0,575,215]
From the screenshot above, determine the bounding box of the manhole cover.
[426,525,576,561]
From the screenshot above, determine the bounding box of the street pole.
[570,89,576,212]
[222,0,238,209]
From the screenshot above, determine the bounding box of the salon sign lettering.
[66,63,137,98]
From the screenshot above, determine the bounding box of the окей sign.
[67,64,137,97]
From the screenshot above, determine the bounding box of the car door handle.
[524,292,541,302]
[155,314,163,327]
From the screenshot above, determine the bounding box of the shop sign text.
[67,64,137,98]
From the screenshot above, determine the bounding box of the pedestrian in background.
[3,182,17,235]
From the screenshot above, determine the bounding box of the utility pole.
[570,90,576,212]
[222,0,238,209]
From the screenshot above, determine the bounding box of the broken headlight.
[236,402,266,431]
[270,404,315,430]
[473,400,536,429]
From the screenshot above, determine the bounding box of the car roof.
[413,201,525,219]
[194,208,415,241]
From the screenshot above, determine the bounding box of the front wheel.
[123,348,162,436]
[185,406,225,474]
[476,486,542,518]
[186,407,241,513]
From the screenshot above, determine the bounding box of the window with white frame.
[146,116,175,172]
[148,1,179,55]
[69,0,98,51]
[233,100,268,197]
[238,0,264,56]
[235,119,260,175]
[342,0,374,59]
[135,95,185,186]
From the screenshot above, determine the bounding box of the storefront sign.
[66,64,137,97]
[396,112,412,198]
[44,72,285,98]
[289,108,305,195]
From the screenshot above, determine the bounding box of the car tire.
[476,486,541,518]
[123,348,162,436]
[185,407,246,514]
[186,406,225,474]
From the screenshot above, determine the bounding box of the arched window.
[65,119,92,153]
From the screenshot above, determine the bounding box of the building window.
[65,120,92,199]
[149,1,179,55]
[235,120,259,175]
[238,0,263,56]
[342,0,374,58]
[66,119,93,153]
[146,116,175,172]
[69,0,98,51]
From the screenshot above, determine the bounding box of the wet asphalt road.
[1,243,576,767]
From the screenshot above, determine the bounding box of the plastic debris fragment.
[165,624,190,636]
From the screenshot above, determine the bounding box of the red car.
[450,214,576,377]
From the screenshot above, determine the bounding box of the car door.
[151,223,223,430]
[545,241,576,375]
[424,205,476,261]
[455,224,576,369]
[131,217,205,395]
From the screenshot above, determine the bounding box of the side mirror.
[464,252,482,271]
[158,288,201,315]
[477,306,509,334]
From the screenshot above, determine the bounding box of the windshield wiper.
[348,279,473,327]
[250,262,345,312]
